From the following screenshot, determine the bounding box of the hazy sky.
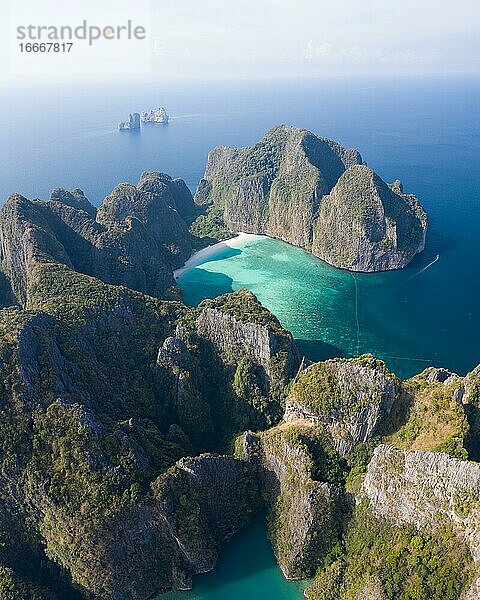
[1,0,479,82]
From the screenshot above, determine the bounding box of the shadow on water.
[295,338,347,363]
[386,226,457,280]
[179,270,235,306]
[426,228,457,255]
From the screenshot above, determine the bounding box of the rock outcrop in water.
[141,107,169,124]
[118,112,141,131]
[194,125,427,271]
[119,108,169,130]
[313,165,427,270]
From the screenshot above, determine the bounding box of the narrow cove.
[160,514,306,600]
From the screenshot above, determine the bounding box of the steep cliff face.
[252,357,479,600]
[363,444,480,598]
[285,355,398,455]
[312,165,427,271]
[304,495,474,600]
[196,289,299,395]
[0,164,472,599]
[156,290,300,444]
[152,454,259,584]
[364,445,480,560]
[0,171,196,307]
[461,366,480,460]
[194,125,427,271]
[239,423,344,580]
[42,199,176,298]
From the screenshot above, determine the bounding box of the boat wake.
[391,254,440,292]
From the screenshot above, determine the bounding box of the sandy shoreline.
[173,232,263,279]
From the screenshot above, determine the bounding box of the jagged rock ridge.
[0,171,195,307]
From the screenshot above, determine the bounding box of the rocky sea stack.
[194,125,427,271]
[118,113,140,131]
[141,107,169,124]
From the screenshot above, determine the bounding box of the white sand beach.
[173,233,264,279]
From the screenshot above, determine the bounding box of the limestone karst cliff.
[238,424,345,580]
[194,125,427,271]
[156,290,299,445]
[313,165,427,271]
[364,444,480,560]
[363,445,480,599]
[284,355,398,455]
[196,290,300,397]
[0,171,195,307]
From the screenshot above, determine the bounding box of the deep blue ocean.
[1,77,479,598]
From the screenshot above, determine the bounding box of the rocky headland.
[193,125,427,271]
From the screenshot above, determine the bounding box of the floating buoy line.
[349,260,443,367]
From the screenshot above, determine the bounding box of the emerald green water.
[160,514,306,600]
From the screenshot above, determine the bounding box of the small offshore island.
[119,106,169,130]
[0,127,478,600]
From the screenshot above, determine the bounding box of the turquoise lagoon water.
[1,77,479,597]
[161,514,306,600]
[177,232,458,380]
